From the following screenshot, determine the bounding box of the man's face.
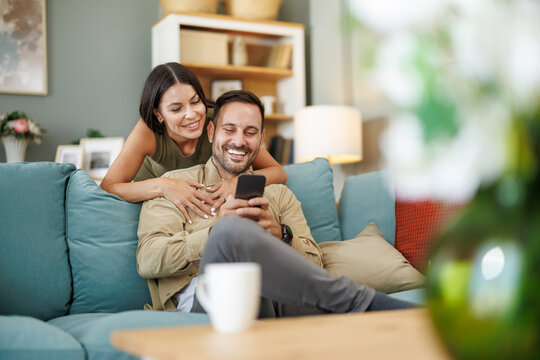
[208,101,265,177]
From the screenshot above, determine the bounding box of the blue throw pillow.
[0,162,74,321]
[284,158,341,243]
[65,170,151,314]
[338,170,396,245]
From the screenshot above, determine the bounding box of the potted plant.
[349,0,540,358]
[1,111,44,162]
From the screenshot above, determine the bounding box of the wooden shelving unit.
[265,114,293,122]
[151,12,306,152]
[182,62,294,80]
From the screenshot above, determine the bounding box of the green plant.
[71,128,106,145]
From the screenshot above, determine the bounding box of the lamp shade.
[294,105,362,164]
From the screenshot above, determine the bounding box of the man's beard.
[212,143,258,175]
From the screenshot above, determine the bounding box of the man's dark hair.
[212,90,265,131]
[139,62,214,135]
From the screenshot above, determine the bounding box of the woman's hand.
[206,177,238,212]
[160,178,215,224]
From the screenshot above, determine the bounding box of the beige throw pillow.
[320,222,425,294]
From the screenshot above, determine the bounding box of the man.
[137,90,413,316]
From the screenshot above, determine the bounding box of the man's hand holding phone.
[219,174,282,239]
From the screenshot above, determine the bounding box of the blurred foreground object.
[351,0,540,358]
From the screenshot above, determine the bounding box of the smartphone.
[235,174,266,200]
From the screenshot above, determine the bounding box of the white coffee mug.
[196,262,261,333]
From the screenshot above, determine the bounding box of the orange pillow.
[394,199,463,272]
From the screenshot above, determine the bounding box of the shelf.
[152,12,305,142]
[156,11,306,29]
[266,114,293,122]
[182,62,293,80]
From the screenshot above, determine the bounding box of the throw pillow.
[320,222,424,294]
[284,158,341,243]
[65,170,151,314]
[394,199,463,272]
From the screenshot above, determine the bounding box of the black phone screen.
[234,174,266,200]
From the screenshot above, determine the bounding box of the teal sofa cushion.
[284,158,341,243]
[0,162,74,320]
[49,311,210,360]
[338,170,396,245]
[65,170,151,314]
[389,288,425,305]
[0,315,84,360]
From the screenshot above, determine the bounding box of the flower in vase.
[0,111,45,144]
[11,119,30,134]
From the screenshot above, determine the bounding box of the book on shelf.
[266,44,293,69]
[269,135,294,165]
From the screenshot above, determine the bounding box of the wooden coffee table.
[111,308,452,360]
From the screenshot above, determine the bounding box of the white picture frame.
[55,145,82,168]
[80,137,124,180]
[210,79,243,101]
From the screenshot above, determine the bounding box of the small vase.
[232,36,248,66]
[2,136,29,163]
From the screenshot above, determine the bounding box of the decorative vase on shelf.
[232,36,248,66]
[2,136,29,163]
[158,0,218,16]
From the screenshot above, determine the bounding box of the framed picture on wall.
[80,137,124,180]
[211,79,242,101]
[0,0,48,95]
[55,145,83,168]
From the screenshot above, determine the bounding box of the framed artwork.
[0,0,48,95]
[211,79,242,101]
[80,137,124,180]
[55,145,82,168]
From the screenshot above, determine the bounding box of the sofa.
[0,158,424,360]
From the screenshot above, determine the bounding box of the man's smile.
[225,147,250,161]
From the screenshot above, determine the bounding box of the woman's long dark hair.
[139,62,213,134]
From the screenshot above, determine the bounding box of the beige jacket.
[137,158,324,311]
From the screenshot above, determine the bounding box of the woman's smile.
[182,120,201,131]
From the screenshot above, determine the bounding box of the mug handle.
[195,275,213,315]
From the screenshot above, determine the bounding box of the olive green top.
[133,120,212,182]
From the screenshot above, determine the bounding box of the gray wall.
[279,0,311,104]
[0,0,317,163]
[0,0,159,162]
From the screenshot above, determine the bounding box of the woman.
[101,63,286,223]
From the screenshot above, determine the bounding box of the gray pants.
[191,216,413,317]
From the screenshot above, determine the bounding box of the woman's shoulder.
[130,120,157,155]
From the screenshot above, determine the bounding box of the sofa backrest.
[338,170,396,245]
[284,158,341,243]
[0,162,75,321]
[0,159,347,318]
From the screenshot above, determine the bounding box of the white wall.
[307,0,389,200]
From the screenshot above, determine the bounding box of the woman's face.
[154,83,206,141]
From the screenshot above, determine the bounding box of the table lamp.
[294,105,362,165]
